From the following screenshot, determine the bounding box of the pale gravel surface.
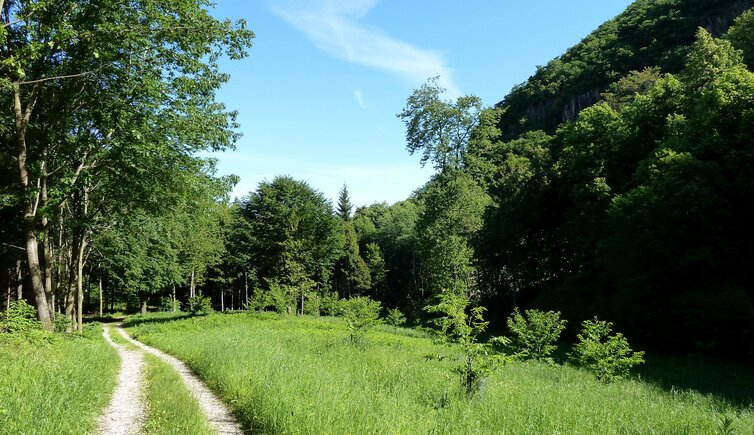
[96,325,147,435]
[115,325,244,435]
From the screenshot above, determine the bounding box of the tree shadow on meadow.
[635,353,754,408]
[119,313,195,327]
[548,343,754,408]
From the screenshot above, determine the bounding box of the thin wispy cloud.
[271,0,461,97]
[353,88,366,109]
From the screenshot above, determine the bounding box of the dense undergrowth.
[127,312,754,434]
[0,325,118,435]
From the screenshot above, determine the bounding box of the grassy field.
[0,325,119,435]
[126,312,754,434]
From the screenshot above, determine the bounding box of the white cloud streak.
[353,88,366,109]
[271,0,460,97]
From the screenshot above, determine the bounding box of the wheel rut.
[98,323,243,435]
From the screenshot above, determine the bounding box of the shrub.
[303,294,321,316]
[267,283,295,315]
[320,291,340,316]
[385,308,406,332]
[426,291,513,397]
[53,315,73,333]
[0,300,40,334]
[569,317,645,382]
[158,296,180,313]
[507,308,567,362]
[340,296,382,346]
[187,294,213,316]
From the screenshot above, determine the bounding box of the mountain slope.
[495,0,754,139]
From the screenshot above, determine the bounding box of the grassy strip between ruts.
[0,325,119,435]
[142,352,216,435]
[108,325,139,351]
[127,312,754,434]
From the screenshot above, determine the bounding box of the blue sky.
[207,0,634,207]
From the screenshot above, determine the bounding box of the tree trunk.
[41,156,55,319]
[244,271,249,307]
[14,84,52,330]
[5,269,10,312]
[65,233,78,330]
[221,288,224,312]
[15,259,22,300]
[172,285,176,313]
[98,277,103,317]
[140,295,147,316]
[76,243,84,332]
[231,287,234,311]
[190,268,195,298]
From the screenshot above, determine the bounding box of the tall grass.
[142,353,215,435]
[128,313,754,434]
[0,326,119,435]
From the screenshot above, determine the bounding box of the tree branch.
[15,71,94,86]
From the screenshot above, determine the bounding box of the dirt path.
[110,324,244,435]
[97,324,147,435]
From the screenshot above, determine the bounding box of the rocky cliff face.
[702,0,754,34]
[497,0,754,139]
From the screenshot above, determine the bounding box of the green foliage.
[506,308,567,362]
[187,294,214,316]
[472,26,754,359]
[398,76,483,171]
[385,308,407,331]
[725,7,754,68]
[158,296,180,313]
[53,315,73,334]
[333,220,371,298]
[240,176,342,295]
[416,172,490,301]
[495,0,747,137]
[336,183,353,221]
[0,300,40,334]
[426,291,512,397]
[570,317,645,382]
[340,296,382,346]
[303,294,321,316]
[266,282,296,315]
[320,291,341,316]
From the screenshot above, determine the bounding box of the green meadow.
[126,313,754,434]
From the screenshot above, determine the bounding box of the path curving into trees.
[98,323,244,435]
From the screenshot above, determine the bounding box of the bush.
[426,291,512,397]
[267,283,295,315]
[54,315,73,333]
[158,296,180,313]
[187,294,213,316]
[507,308,567,362]
[569,317,645,382]
[320,292,340,316]
[0,300,40,334]
[303,294,321,316]
[385,308,406,332]
[340,296,382,346]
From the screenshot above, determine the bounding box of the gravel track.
[96,325,146,435]
[113,324,244,435]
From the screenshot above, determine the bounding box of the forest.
[2,0,754,432]
[2,0,754,356]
